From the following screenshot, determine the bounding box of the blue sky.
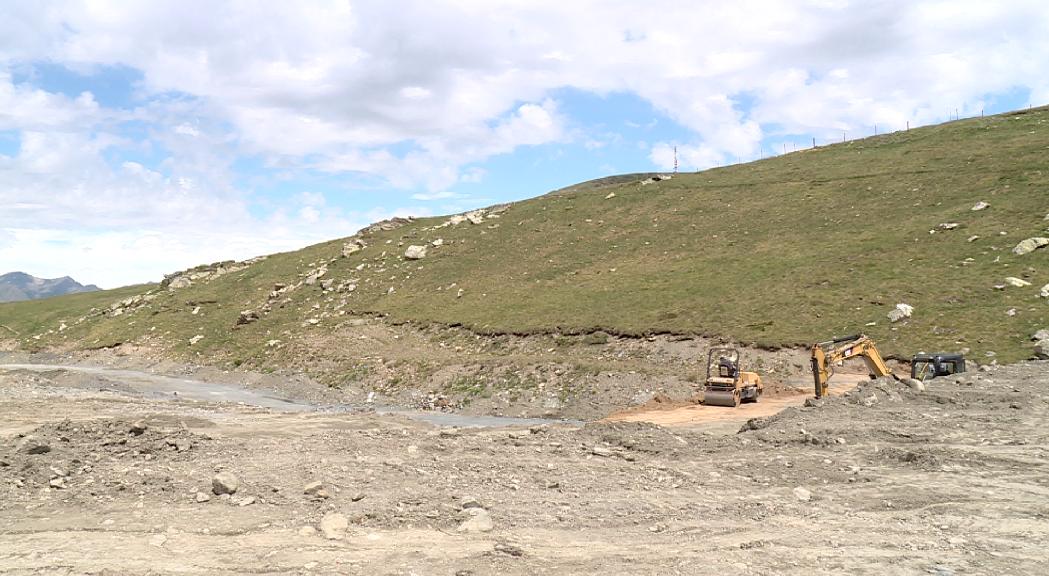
[1,1,1047,287]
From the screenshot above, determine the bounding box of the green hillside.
[3,107,1048,365]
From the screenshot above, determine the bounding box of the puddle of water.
[0,363,578,429]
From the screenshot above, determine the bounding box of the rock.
[319,512,349,540]
[319,279,334,290]
[16,436,51,455]
[971,201,990,211]
[1039,285,1049,298]
[457,508,494,533]
[465,211,485,225]
[591,446,614,457]
[938,222,959,230]
[456,288,465,298]
[212,471,240,495]
[449,215,467,226]
[460,496,484,510]
[1035,340,1049,360]
[404,245,428,260]
[967,235,980,242]
[887,303,913,323]
[49,477,67,489]
[1032,329,1049,342]
[792,487,812,502]
[129,420,148,435]
[304,267,327,285]
[189,334,204,345]
[234,496,256,507]
[342,239,365,257]
[298,526,317,537]
[236,310,260,325]
[903,378,926,392]
[304,481,330,500]
[1013,237,1049,256]
[605,192,616,199]
[1004,277,1031,287]
[431,238,444,247]
[167,276,192,290]
[195,491,211,503]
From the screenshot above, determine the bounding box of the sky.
[1,1,1048,288]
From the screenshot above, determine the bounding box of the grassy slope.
[3,107,1048,364]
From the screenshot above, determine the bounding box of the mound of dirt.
[1,416,211,496]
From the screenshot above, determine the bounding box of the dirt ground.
[2,359,1048,575]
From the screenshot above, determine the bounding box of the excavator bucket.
[704,388,740,407]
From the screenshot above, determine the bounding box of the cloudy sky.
[2,1,1047,288]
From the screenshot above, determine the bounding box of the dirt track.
[2,362,1048,574]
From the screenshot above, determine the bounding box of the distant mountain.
[0,272,101,303]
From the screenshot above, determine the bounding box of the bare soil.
[2,360,1047,575]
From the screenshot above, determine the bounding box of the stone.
[404,245,428,260]
[903,378,926,392]
[304,481,330,500]
[129,420,148,435]
[49,477,67,489]
[236,310,260,325]
[938,222,959,230]
[298,526,317,537]
[16,436,51,455]
[605,192,616,199]
[887,303,913,323]
[1035,340,1049,360]
[967,235,980,243]
[431,238,444,247]
[319,512,349,540]
[189,334,204,345]
[448,215,467,226]
[1032,329,1049,342]
[212,471,240,495]
[971,201,990,211]
[195,491,211,503]
[460,496,484,510]
[457,508,494,533]
[792,487,812,502]
[1040,285,1049,298]
[1013,237,1049,256]
[168,276,192,290]
[591,446,614,457]
[235,496,256,507]
[465,211,485,225]
[1004,277,1031,287]
[342,239,365,257]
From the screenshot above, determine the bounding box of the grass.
[3,106,1049,363]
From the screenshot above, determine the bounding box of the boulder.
[319,512,349,540]
[404,245,428,260]
[1040,284,1049,298]
[938,222,960,230]
[1035,340,1049,360]
[457,508,494,533]
[168,276,192,290]
[17,436,51,455]
[1013,237,1049,256]
[1032,329,1049,342]
[237,310,260,325]
[211,471,240,495]
[1004,277,1031,288]
[465,211,485,225]
[971,201,990,211]
[792,487,812,502]
[887,303,914,323]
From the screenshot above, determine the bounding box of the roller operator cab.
[911,353,966,381]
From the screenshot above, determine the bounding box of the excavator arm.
[811,334,896,399]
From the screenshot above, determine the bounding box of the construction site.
[3,99,1049,575]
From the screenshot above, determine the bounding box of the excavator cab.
[704,347,762,407]
[911,353,965,381]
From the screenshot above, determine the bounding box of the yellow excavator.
[704,346,763,407]
[810,334,897,399]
